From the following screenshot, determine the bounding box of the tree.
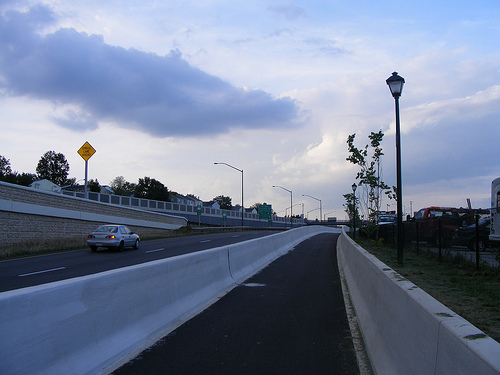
[346,131,393,222]
[36,151,70,186]
[1,155,37,186]
[213,195,232,209]
[343,192,360,229]
[110,176,136,196]
[87,179,101,193]
[10,172,37,186]
[134,176,169,201]
[0,155,12,179]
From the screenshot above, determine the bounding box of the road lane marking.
[0,249,86,263]
[18,267,66,277]
[242,283,266,287]
[145,248,165,253]
[232,235,240,238]
[200,240,211,243]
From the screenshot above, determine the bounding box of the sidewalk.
[112,233,359,374]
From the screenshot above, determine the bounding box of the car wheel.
[133,239,140,249]
[117,241,125,252]
[478,240,486,252]
[90,246,97,252]
[431,232,439,247]
[469,239,486,251]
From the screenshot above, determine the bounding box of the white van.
[489,177,500,246]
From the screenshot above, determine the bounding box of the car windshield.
[478,218,491,226]
[95,226,118,233]
[379,216,396,222]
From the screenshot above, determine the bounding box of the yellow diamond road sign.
[78,141,96,162]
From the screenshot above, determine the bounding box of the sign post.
[196,204,202,226]
[77,141,96,199]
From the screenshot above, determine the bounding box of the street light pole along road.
[386,71,405,265]
[214,163,244,227]
[302,194,322,222]
[273,185,293,228]
[352,183,357,240]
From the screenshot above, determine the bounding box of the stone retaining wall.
[0,181,187,252]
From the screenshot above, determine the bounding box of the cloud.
[0,5,303,137]
[267,3,307,21]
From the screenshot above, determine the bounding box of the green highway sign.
[259,204,272,225]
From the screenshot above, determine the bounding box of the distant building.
[203,201,220,210]
[30,179,61,193]
[100,186,114,195]
[61,184,86,194]
[170,193,202,206]
[245,207,257,215]
[61,184,114,195]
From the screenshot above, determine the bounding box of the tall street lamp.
[214,162,244,227]
[307,208,319,220]
[352,183,357,240]
[386,71,405,265]
[302,194,322,223]
[323,210,336,221]
[273,185,293,229]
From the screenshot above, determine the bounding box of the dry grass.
[356,237,500,343]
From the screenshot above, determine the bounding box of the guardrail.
[0,226,338,375]
[337,229,500,374]
[62,189,305,228]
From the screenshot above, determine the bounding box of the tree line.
[0,151,170,201]
[1,151,273,213]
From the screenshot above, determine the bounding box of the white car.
[87,225,140,252]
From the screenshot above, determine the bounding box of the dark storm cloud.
[0,5,302,136]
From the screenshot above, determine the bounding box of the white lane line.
[18,267,66,277]
[232,235,240,238]
[200,240,211,243]
[145,248,165,253]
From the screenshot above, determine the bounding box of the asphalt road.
[112,233,359,375]
[0,231,276,292]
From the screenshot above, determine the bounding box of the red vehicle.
[408,207,468,246]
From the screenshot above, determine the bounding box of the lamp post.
[306,208,319,220]
[302,194,322,223]
[284,203,303,217]
[273,185,292,228]
[214,162,244,227]
[352,183,357,240]
[386,71,405,265]
[324,210,336,221]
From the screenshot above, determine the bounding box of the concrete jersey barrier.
[337,229,500,375]
[0,226,339,375]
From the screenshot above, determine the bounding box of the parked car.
[405,206,467,247]
[87,225,140,252]
[452,217,491,251]
[378,214,397,226]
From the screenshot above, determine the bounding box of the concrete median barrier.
[337,229,500,375]
[0,226,338,375]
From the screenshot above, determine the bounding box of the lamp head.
[386,71,405,98]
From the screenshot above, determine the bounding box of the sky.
[1,0,499,220]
